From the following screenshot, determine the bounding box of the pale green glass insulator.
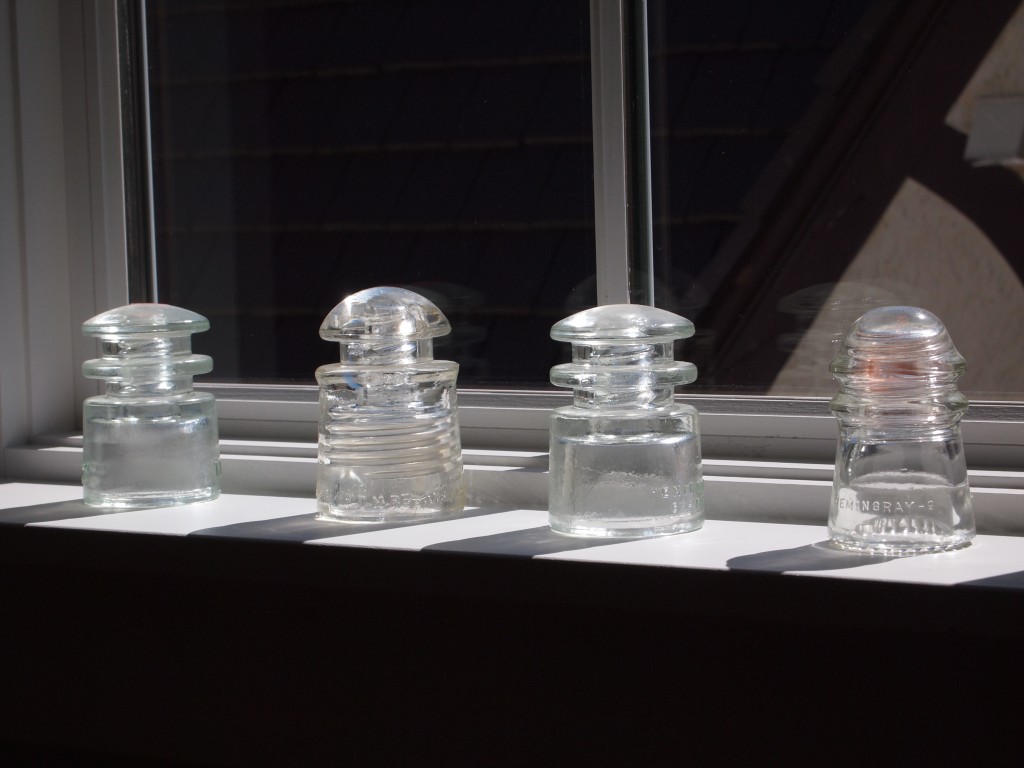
[548,304,704,537]
[81,303,220,508]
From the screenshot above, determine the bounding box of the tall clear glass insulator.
[828,306,975,554]
[82,303,221,508]
[315,286,466,523]
[548,304,705,537]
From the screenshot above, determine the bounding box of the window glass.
[648,0,1024,399]
[146,0,595,385]
[148,0,1024,401]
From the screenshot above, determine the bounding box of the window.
[1,0,1022,493]
[142,0,1024,401]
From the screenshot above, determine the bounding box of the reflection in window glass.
[146,0,595,385]
[649,0,1024,399]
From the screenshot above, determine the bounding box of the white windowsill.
[2,479,1024,593]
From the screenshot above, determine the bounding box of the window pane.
[649,0,1024,400]
[146,0,595,385]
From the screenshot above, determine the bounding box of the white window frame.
[1,0,130,461]
[2,0,1022,526]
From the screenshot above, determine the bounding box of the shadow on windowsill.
[0,499,135,525]
[727,541,895,572]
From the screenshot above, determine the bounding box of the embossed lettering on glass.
[829,306,975,554]
[316,287,466,523]
[82,304,221,507]
[548,305,705,537]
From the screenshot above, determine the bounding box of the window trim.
[200,383,1024,470]
[1,0,130,470]
[1,0,1022,496]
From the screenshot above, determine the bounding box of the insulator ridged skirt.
[321,407,462,478]
[316,386,465,521]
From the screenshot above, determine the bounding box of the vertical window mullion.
[590,0,654,306]
[118,0,157,301]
